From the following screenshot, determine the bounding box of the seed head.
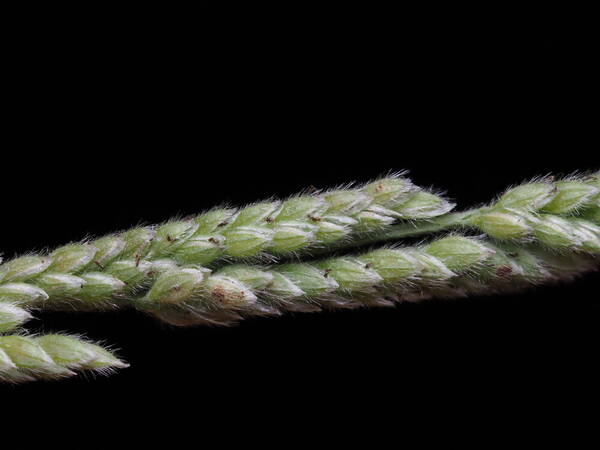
[531,215,581,249]
[273,196,326,222]
[48,244,96,273]
[324,190,372,215]
[363,177,413,206]
[496,182,556,210]
[175,235,226,265]
[425,236,494,272]
[79,273,126,302]
[145,268,207,304]
[0,304,32,333]
[271,221,317,253]
[316,258,383,292]
[275,264,339,296]
[204,275,257,307]
[92,236,127,266]
[223,226,273,258]
[358,249,418,282]
[541,181,599,215]
[216,265,273,290]
[194,208,236,233]
[0,256,52,283]
[471,211,532,240]
[0,283,48,304]
[393,191,455,219]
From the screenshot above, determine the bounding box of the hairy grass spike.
[2,235,495,319]
[3,223,598,322]
[496,174,600,214]
[344,172,600,250]
[0,174,453,309]
[399,243,598,303]
[144,234,598,326]
[0,334,128,383]
[470,212,600,251]
[463,173,600,247]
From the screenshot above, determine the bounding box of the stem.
[313,210,479,253]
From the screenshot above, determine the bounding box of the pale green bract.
[0,303,32,333]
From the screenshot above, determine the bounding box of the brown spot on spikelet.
[496,265,513,277]
[212,285,245,306]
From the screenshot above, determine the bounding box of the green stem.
[314,210,479,253]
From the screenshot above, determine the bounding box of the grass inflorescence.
[1,170,598,382]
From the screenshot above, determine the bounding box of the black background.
[2,10,598,435]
